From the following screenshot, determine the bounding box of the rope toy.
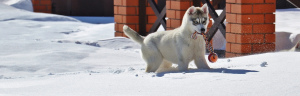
[192,32,218,63]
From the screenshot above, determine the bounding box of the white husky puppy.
[123,4,210,73]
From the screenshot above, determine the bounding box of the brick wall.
[31,0,52,13]
[225,0,276,57]
[114,0,139,37]
[114,0,159,37]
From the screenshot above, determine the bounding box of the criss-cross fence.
[287,0,300,8]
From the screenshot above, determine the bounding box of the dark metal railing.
[200,0,226,41]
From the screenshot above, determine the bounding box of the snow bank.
[0,3,115,78]
[60,23,115,41]
[0,3,79,22]
[70,16,114,24]
[0,0,33,11]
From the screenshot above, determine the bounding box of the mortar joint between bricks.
[229,42,268,45]
[233,13,274,15]
[226,52,251,55]
[230,23,273,24]
[230,3,274,4]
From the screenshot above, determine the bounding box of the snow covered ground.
[0,3,300,96]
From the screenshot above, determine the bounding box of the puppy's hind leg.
[160,60,172,68]
[156,60,173,73]
[145,56,163,72]
[142,47,163,73]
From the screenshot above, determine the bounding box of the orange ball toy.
[208,53,218,63]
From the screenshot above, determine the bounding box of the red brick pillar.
[114,0,161,37]
[166,0,193,30]
[31,0,52,13]
[114,0,140,37]
[226,0,276,57]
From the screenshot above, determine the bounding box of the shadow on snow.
[156,68,259,77]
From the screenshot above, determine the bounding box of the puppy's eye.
[202,18,207,24]
[194,20,199,24]
[192,18,200,25]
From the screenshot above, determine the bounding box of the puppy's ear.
[201,3,208,14]
[188,6,196,15]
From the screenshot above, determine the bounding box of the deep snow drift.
[0,3,300,96]
[0,0,33,11]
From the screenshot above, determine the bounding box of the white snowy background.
[0,0,300,96]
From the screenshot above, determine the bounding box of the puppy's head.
[187,4,209,34]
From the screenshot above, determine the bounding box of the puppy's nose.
[201,28,205,33]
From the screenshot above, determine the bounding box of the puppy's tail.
[123,25,144,45]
